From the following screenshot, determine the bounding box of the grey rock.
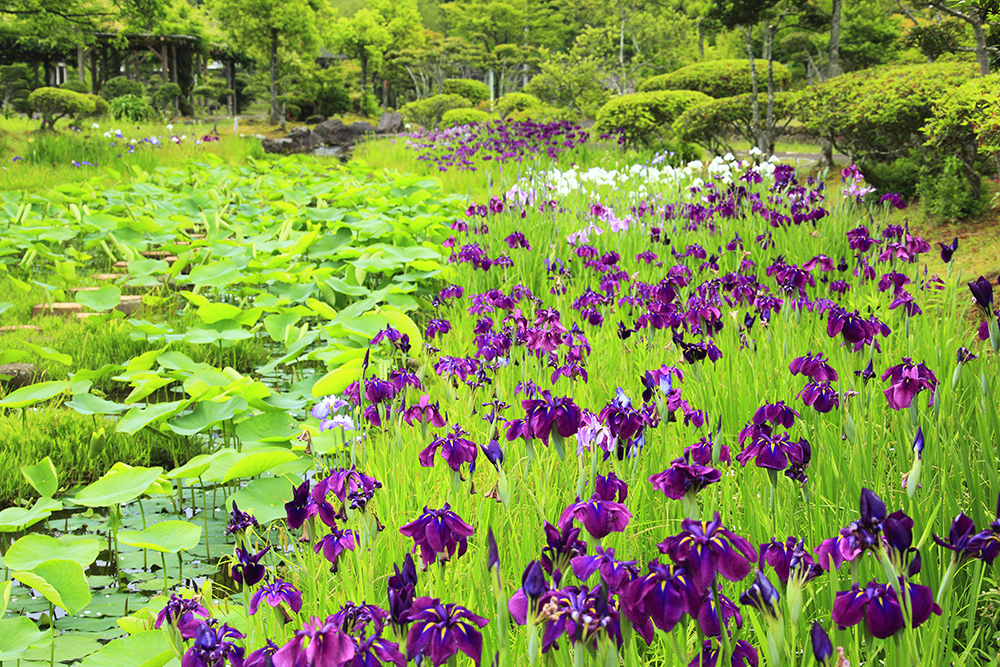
[0,363,36,389]
[261,126,320,154]
[375,112,403,134]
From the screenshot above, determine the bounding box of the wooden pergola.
[79,33,239,114]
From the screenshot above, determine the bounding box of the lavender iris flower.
[249,579,303,616]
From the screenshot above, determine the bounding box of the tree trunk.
[742,26,762,153]
[77,46,86,83]
[269,29,280,125]
[971,17,990,76]
[360,52,369,94]
[765,23,776,155]
[619,5,626,93]
[697,19,705,59]
[828,0,842,78]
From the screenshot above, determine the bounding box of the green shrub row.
[672,92,800,155]
[593,90,711,147]
[639,60,792,98]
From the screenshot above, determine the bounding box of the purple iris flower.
[881,357,937,410]
[739,570,781,621]
[570,545,639,594]
[243,641,279,667]
[697,591,743,637]
[621,561,693,638]
[658,513,758,593]
[399,504,475,567]
[370,325,410,354]
[155,594,209,639]
[387,554,418,629]
[798,380,839,413]
[540,585,621,652]
[759,537,821,584]
[182,622,245,667]
[736,428,808,472]
[403,394,447,428]
[938,237,958,262]
[285,480,316,530]
[314,526,357,572]
[969,275,994,317]
[312,468,382,527]
[558,472,631,539]
[832,579,939,638]
[541,521,587,580]
[232,546,269,587]
[520,391,582,445]
[272,615,357,667]
[933,513,990,565]
[226,501,258,536]
[419,424,478,471]
[684,432,730,466]
[752,401,799,428]
[688,639,759,667]
[789,351,838,382]
[810,622,833,665]
[837,487,887,556]
[855,359,876,384]
[249,579,303,616]
[425,318,452,340]
[405,598,489,666]
[813,534,861,571]
[648,455,721,499]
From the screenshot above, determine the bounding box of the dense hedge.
[441,108,495,127]
[401,93,472,129]
[672,92,800,155]
[495,92,542,118]
[593,90,711,147]
[442,79,490,106]
[639,60,792,98]
[797,62,979,162]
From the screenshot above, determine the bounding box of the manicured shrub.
[924,73,1000,163]
[441,108,495,127]
[101,76,145,100]
[401,93,472,129]
[639,60,792,98]
[60,79,90,94]
[506,105,577,123]
[443,79,490,106]
[109,93,156,122]
[861,152,923,201]
[797,62,979,163]
[152,82,182,112]
[672,91,799,155]
[28,87,95,128]
[284,103,302,121]
[495,92,542,118]
[316,72,351,117]
[87,94,109,119]
[594,90,711,147]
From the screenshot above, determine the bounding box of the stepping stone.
[32,302,81,317]
[115,295,143,315]
[165,256,179,266]
[0,363,36,389]
[93,273,125,281]
[0,325,42,334]
[70,286,99,292]
[141,250,171,259]
[76,312,103,319]
[113,261,129,269]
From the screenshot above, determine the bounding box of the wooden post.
[161,42,168,82]
[227,59,235,116]
[90,50,97,93]
[77,45,85,83]
[100,47,108,92]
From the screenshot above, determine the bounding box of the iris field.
[0,120,998,667]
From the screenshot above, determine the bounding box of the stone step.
[32,302,82,317]
[0,325,42,334]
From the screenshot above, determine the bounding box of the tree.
[913,0,999,75]
[0,0,165,29]
[208,0,323,124]
[334,9,392,96]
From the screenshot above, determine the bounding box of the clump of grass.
[0,407,187,504]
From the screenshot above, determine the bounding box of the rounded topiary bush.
[506,105,577,123]
[28,87,96,128]
[495,92,542,118]
[102,76,145,100]
[442,79,491,106]
[797,62,979,162]
[401,93,472,129]
[672,91,800,155]
[441,108,495,127]
[60,79,90,94]
[639,60,792,98]
[594,90,711,147]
